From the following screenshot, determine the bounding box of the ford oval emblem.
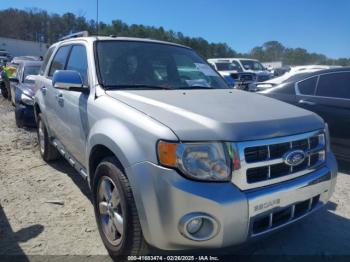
[283,150,306,166]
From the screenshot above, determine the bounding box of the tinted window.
[48,45,71,76]
[298,76,317,95]
[40,46,55,76]
[66,45,89,85]
[316,72,350,99]
[240,60,265,71]
[216,63,231,71]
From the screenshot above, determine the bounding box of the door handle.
[298,99,316,106]
[56,93,64,103]
[41,86,47,95]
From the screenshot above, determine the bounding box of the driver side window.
[48,45,71,77]
[66,45,89,86]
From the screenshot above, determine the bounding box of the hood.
[106,89,324,141]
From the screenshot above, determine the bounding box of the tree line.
[0,8,349,66]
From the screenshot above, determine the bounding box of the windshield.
[216,61,243,72]
[96,41,228,90]
[240,60,266,71]
[23,66,40,81]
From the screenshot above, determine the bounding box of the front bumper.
[126,152,337,251]
[15,103,36,127]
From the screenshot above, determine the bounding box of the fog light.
[179,213,219,241]
[186,218,203,234]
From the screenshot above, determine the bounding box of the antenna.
[96,0,99,35]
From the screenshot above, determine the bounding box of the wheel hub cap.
[97,177,124,246]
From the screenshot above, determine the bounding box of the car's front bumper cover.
[126,152,337,251]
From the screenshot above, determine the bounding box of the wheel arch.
[88,143,125,188]
[33,102,41,123]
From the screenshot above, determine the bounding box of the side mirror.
[52,70,88,92]
[9,77,19,83]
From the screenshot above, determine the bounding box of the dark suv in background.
[260,67,350,161]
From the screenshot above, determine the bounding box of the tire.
[37,113,60,162]
[11,93,15,106]
[4,80,11,101]
[15,108,23,128]
[93,157,148,258]
[0,83,8,99]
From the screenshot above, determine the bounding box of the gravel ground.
[0,96,349,260]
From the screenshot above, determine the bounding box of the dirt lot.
[0,96,350,260]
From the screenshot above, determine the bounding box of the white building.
[0,37,48,57]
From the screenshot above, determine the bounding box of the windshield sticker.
[194,63,218,77]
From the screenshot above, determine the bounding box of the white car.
[207,58,256,90]
[255,65,340,91]
[221,58,273,82]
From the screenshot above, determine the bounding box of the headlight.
[157,141,239,181]
[20,93,34,106]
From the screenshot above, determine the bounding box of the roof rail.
[59,31,89,41]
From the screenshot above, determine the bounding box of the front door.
[45,45,72,140]
[54,44,90,165]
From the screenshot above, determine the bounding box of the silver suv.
[34,32,338,256]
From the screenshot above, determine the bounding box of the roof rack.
[59,31,89,41]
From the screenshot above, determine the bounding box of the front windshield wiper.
[104,84,172,90]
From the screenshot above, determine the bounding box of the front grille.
[231,130,326,190]
[252,195,320,235]
[239,74,254,82]
[230,73,255,82]
[245,133,325,184]
[230,73,239,80]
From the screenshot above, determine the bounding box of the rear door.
[313,72,350,159]
[295,75,319,110]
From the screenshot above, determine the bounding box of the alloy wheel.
[97,176,124,246]
[38,120,45,155]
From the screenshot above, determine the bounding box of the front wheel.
[93,157,148,257]
[0,83,8,99]
[37,113,60,161]
[15,107,23,128]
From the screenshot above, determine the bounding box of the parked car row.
[0,32,343,258]
[0,57,42,127]
[254,65,339,91]
[260,67,350,161]
[207,58,273,91]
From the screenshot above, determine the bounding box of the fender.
[87,118,154,172]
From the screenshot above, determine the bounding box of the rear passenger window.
[316,72,350,99]
[298,76,317,95]
[66,45,89,85]
[48,45,71,77]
